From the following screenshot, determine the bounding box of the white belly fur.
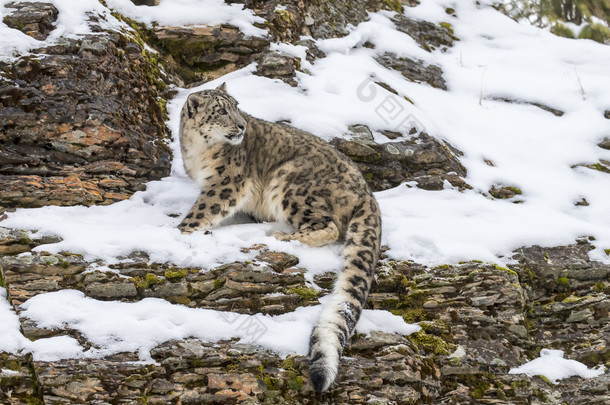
[241,178,285,223]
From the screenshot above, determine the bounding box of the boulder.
[152,25,270,85]
[2,1,58,40]
[376,52,447,90]
[331,126,469,191]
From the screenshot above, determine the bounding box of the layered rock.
[146,0,455,86]
[1,224,608,403]
[2,1,58,40]
[376,53,447,90]
[332,126,469,191]
[0,0,462,209]
[0,3,172,208]
[152,25,270,85]
[392,13,457,52]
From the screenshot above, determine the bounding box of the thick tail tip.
[309,363,335,392]
[308,341,340,391]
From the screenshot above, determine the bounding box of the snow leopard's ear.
[186,94,201,119]
[216,82,227,92]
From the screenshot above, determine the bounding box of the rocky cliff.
[1,1,172,207]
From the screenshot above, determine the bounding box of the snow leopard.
[178,83,381,392]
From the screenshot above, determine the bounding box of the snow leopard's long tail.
[308,197,381,392]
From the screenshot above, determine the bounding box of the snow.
[0,0,265,61]
[0,0,122,59]
[105,0,266,37]
[0,288,29,354]
[4,289,418,362]
[509,349,606,383]
[0,0,609,381]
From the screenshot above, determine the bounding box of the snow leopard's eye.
[218,108,227,115]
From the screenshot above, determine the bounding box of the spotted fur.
[179,83,381,392]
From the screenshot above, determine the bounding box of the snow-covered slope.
[3,1,610,267]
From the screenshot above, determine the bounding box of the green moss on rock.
[164,267,188,281]
[287,286,320,302]
[263,375,283,390]
[282,357,304,391]
[439,22,454,34]
[213,278,225,289]
[382,0,404,13]
[409,329,452,355]
[171,296,191,305]
[593,281,606,292]
[561,295,583,304]
[447,356,462,367]
[130,276,149,290]
[538,375,553,385]
[145,272,162,285]
[551,22,575,38]
[494,264,519,276]
[18,235,33,245]
[130,271,165,290]
[470,382,490,400]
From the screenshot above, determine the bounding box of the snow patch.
[15,290,418,361]
[105,0,267,37]
[509,349,606,383]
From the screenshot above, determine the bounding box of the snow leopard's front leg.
[178,176,247,234]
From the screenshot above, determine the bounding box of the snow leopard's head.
[180,83,247,147]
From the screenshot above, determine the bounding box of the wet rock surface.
[331,126,469,191]
[1,231,608,404]
[376,53,447,90]
[151,24,270,86]
[392,13,457,52]
[0,4,172,208]
[2,1,58,40]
